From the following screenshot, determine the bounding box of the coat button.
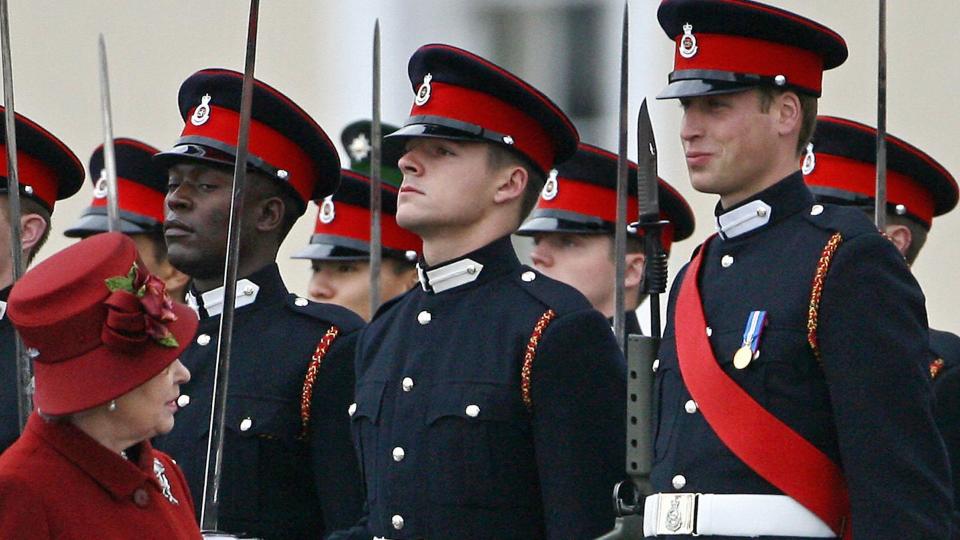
[684,400,698,414]
[810,204,824,216]
[706,327,712,337]
[295,297,309,307]
[467,264,478,275]
[672,474,687,490]
[652,359,660,373]
[721,255,734,268]
[243,285,255,296]
[465,404,480,418]
[521,271,536,282]
[239,417,253,432]
[417,310,432,325]
[402,377,415,392]
[177,395,190,408]
[392,447,406,462]
[197,334,211,346]
[391,514,405,530]
[348,403,357,416]
[133,488,150,507]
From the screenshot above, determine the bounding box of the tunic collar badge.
[716,199,772,239]
[417,258,483,294]
[186,278,260,317]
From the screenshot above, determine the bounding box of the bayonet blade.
[612,2,628,350]
[98,34,121,233]
[369,19,382,316]
[874,0,887,230]
[637,99,659,223]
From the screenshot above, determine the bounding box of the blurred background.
[9,0,959,333]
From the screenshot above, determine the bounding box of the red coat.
[0,413,202,539]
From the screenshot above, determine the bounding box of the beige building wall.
[11,1,959,333]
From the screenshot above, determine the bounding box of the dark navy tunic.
[930,328,960,539]
[0,287,18,454]
[350,236,626,539]
[652,174,952,539]
[153,263,365,540]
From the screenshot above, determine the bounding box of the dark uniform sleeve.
[530,308,626,539]
[818,232,953,538]
[932,361,960,539]
[309,325,366,536]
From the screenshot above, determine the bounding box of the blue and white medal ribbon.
[733,310,767,369]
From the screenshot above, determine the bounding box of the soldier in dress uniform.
[64,138,190,302]
[646,1,952,538]
[0,109,83,454]
[339,43,626,540]
[293,120,419,321]
[516,142,695,335]
[801,115,960,534]
[150,69,365,539]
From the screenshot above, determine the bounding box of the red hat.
[0,106,83,212]
[388,44,579,175]
[803,116,958,230]
[516,143,696,254]
[657,0,848,99]
[154,68,341,214]
[65,138,167,238]
[292,170,421,263]
[7,232,198,415]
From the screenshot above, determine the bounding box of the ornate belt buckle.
[655,493,698,535]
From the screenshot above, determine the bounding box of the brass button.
[417,310,432,325]
[465,404,480,418]
[392,447,405,462]
[402,377,415,392]
[239,417,253,432]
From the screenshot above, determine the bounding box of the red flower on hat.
[103,263,179,351]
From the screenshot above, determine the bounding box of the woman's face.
[113,359,191,440]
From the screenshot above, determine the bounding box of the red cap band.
[537,178,677,252]
[806,153,935,227]
[675,33,824,94]
[181,104,315,202]
[313,201,421,253]
[90,177,166,223]
[411,81,555,173]
[0,145,59,209]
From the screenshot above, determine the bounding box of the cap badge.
[319,196,336,224]
[542,169,559,201]
[93,170,109,199]
[349,133,372,162]
[190,94,212,126]
[679,23,698,59]
[415,73,433,107]
[801,143,816,175]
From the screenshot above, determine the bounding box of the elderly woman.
[0,232,201,539]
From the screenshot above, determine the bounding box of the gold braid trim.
[807,233,843,361]
[521,309,557,411]
[299,325,340,439]
[930,358,946,380]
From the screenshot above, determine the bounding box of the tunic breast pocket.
[219,395,304,521]
[350,381,386,503]
[424,383,537,509]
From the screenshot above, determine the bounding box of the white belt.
[643,493,836,537]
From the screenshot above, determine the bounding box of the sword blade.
[613,2,628,350]
[369,19,382,316]
[200,0,259,532]
[636,99,659,223]
[0,0,31,432]
[874,0,887,231]
[98,34,121,233]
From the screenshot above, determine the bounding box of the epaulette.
[512,265,593,316]
[930,329,960,377]
[802,202,880,239]
[283,294,364,333]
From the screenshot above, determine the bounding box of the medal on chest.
[733,310,767,369]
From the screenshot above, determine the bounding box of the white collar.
[716,199,772,240]
[417,258,484,294]
[186,279,260,317]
